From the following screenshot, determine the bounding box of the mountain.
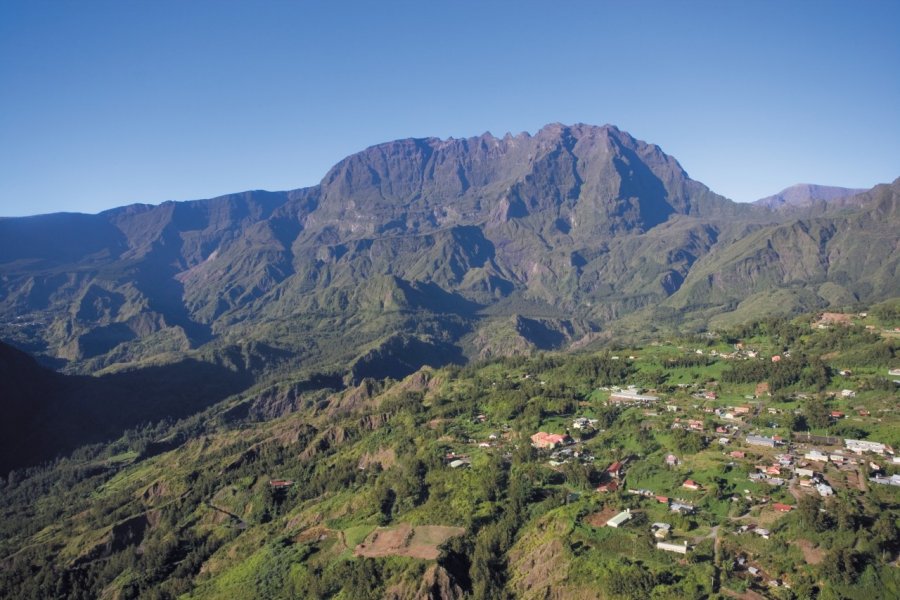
[754,183,867,211]
[0,124,897,389]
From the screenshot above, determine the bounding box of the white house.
[607,509,633,528]
[656,541,689,554]
[845,439,888,455]
[804,450,828,462]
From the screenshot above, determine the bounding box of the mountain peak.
[754,183,867,209]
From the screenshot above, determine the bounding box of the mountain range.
[1,122,898,469]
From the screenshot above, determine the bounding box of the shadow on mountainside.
[0,349,253,474]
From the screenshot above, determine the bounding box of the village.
[418,316,900,594]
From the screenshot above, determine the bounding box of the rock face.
[0,123,897,384]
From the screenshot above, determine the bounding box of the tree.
[804,397,831,430]
[798,495,830,532]
[872,514,898,559]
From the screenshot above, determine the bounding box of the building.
[746,435,777,448]
[816,483,834,497]
[773,503,793,513]
[606,509,633,528]
[870,474,900,487]
[845,439,888,455]
[804,450,828,462]
[670,501,695,514]
[606,461,625,479]
[609,388,659,405]
[596,480,619,493]
[656,541,689,554]
[682,479,702,491]
[651,522,671,539]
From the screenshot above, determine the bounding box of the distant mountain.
[754,183,867,210]
[0,124,897,389]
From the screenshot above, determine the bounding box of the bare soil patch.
[584,507,619,528]
[355,524,465,560]
[357,447,397,470]
[794,539,825,565]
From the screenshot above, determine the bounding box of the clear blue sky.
[1,1,898,216]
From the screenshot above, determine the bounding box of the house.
[656,495,670,504]
[687,419,704,431]
[870,474,900,487]
[831,410,846,418]
[572,417,595,430]
[730,450,746,459]
[734,405,752,415]
[748,567,761,576]
[682,479,702,491]
[765,465,781,476]
[755,528,771,539]
[746,435,777,448]
[651,522,672,539]
[665,454,679,467]
[596,480,619,493]
[858,409,871,416]
[845,439,888,455]
[531,432,570,449]
[771,355,781,363]
[816,483,834,497]
[773,503,793,513]
[656,541,689,554]
[670,501,695,514]
[795,467,815,478]
[269,479,294,488]
[606,460,625,478]
[449,459,468,469]
[804,450,828,462]
[888,368,900,377]
[606,509,633,528]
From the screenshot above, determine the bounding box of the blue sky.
[1,1,898,216]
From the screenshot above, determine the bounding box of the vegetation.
[1,309,899,599]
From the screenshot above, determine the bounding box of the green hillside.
[3,306,898,599]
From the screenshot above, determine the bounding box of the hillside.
[2,308,898,599]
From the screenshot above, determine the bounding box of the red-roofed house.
[773,503,793,513]
[596,480,619,493]
[682,480,702,491]
[606,461,624,478]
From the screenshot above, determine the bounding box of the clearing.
[354,524,465,560]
